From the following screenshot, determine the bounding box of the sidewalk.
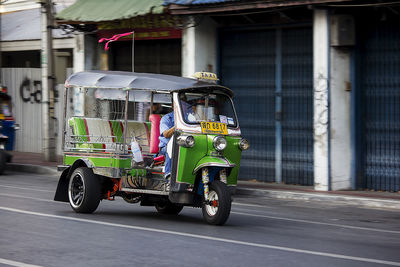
[7,151,400,210]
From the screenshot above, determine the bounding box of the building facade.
[0,0,78,154]
[165,0,400,192]
[56,0,182,75]
[51,0,400,192]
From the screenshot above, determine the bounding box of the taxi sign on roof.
[193,72,219,81]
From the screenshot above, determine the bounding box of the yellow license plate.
[201,122,228,135]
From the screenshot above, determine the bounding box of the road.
[0,171,399,267]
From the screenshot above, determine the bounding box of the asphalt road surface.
[0,171,399,267]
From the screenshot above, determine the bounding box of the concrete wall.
[84,34,103,71]
[330,47,352,190]
[182,16,217,78]
[1,68,71,155]
[73,35,85,73]
[313,10,353,191]
[313,9,330,191]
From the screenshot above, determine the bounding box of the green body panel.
[68,118,105,150]
[222,136,242,185]
[176,133,242,186]
[63,128,243,186]
[175,134,208,185]
[145,122,151,130]
[69,118,91,150]
[69,117,87,141]
[109,120,124,142]
[64,155,131,169]
[130,168,147,176]
[64,119,152,173]
[109,120,151,143]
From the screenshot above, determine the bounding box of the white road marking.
[2,192,398,235]
[231,211,400,234]
[232,202,266,208]
[0,258,43,267]
[0,184,54,193]
[0,193,65,204]
[1,206,400,266]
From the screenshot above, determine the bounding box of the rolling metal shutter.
[111,39,181,76]
[220,27,313,184]
[360,22,400,192]
[281,28,314,185]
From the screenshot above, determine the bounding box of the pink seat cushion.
[153,155,165,162]
[149,114,161,153]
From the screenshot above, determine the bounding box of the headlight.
[239,138,249,150]
[177,135,195,148]
[213,136,227,151]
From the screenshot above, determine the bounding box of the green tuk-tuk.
[54,71,249,225]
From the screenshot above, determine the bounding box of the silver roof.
[65,71,234,97]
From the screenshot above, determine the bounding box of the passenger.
[145,103,162,121]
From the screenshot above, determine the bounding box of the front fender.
[193,156,235,174]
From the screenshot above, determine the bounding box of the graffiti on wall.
[19,78,42,103]
[314,72,329,137]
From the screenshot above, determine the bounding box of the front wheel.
[202,180,231,225]
[68,167,101,213]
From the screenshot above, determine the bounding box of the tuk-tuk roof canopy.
[65,71,234,97]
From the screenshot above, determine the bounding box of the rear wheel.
[68,167,101,213]
[155,201,184,215]
[202,180,231,225]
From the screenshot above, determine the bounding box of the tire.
[0,151,6,175]
[155,201,184,215]
[68,167,101,213]
[202,180,231,225]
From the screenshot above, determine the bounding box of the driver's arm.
[163,126,175,139]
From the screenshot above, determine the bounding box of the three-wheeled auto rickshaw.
[54,71,249,225]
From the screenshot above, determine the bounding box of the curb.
[236,187,400,210]
[7,163,59,176]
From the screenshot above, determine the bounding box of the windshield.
[179,92,237,127]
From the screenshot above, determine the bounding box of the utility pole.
[132,31,135,72]
[39,0,56,161]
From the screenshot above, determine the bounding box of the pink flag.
[98,31,134,51]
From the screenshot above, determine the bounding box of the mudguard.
[193,156,235,175]
[54,167,71,202]
[54,159,92,202]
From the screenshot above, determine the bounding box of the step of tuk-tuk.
[120,187,169,196]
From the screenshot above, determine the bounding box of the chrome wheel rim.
[205,190,218,216]
[68,173,85,208]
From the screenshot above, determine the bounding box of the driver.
[159,104,175,180]
[159,96,192,180]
